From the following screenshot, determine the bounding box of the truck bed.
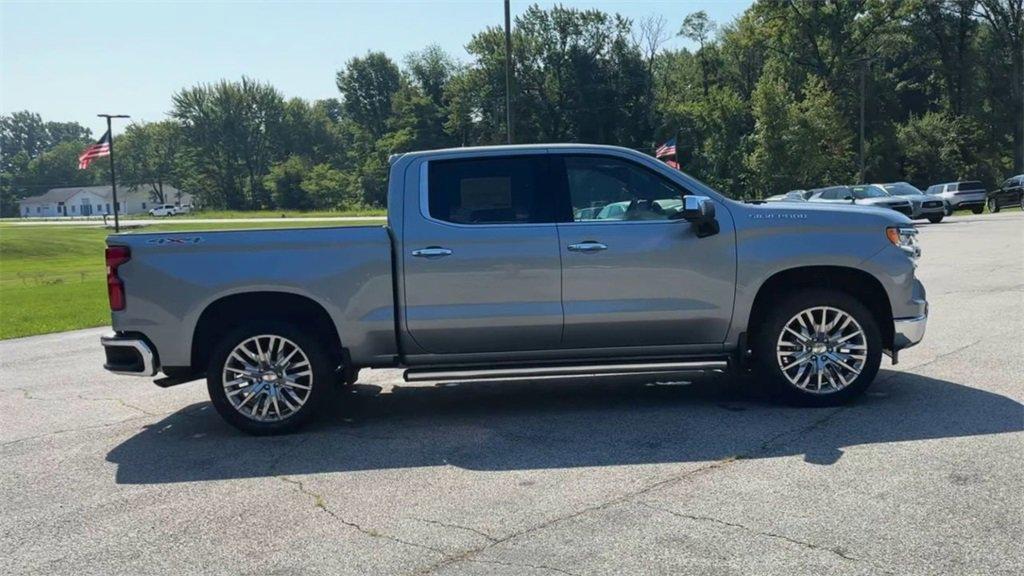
[108,225,397,368]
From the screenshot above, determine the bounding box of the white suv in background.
[148,204,178,217]
[926,181,986,215]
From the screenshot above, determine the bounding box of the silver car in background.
[880,182,945,223]
[764,190,811,202]
[926,181,986,215]
[807,185,914,217]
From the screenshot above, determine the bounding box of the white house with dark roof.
[18,185,191,218]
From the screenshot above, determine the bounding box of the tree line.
[2,0,1021,216]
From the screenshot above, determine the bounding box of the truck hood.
[740,199,912,225]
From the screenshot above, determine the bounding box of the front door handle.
[412,247,453,258]
[567,241,608,252]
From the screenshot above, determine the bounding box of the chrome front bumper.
[101,332,159,376]
[893,313,928,351]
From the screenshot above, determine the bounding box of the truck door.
[553,154,736,349]
[401,154,564,354]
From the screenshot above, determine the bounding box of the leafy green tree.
[302,163,358,210]
[172,77,285,208]
[896,111,1000,187]
[1,111,91,173]
[336,52,402,139]
[264,156,311,210]
[679,10,717,96]
[117,121,181,203]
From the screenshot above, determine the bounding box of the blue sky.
[1,1,750,137]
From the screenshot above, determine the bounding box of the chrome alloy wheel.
[222,335,313,422]
[775,306,868,394]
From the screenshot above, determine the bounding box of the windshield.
[882,183,923,196]
[850,185,888,199]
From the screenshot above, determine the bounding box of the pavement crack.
[0,414,154,450]
[277,476,446,557]
[415,456,739,575]
[881,338,984,382]
[76,393,160,417]
[639,502,862,563]
[15,387,160,417]
[464,558,580,576]
[410,517,499,543]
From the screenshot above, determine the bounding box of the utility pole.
[504,0,514,144]
[858,61,867,184]
[97,114,130,232]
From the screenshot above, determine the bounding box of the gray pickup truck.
[101,144,928,434]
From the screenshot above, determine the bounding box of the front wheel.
[753,289,882,406]
[927,214,943,224]
[207,321,334,434]
[988,198,1000,213]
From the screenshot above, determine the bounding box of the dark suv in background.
[986,175,1023,213]
[926,181,986,215]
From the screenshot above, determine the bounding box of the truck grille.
[923,201,942,208]
[883,203,913,216]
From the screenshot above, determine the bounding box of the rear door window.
[427,156,555,224]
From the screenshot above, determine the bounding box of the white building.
[18,185,192,218]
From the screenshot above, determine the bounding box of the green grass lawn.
[0,220,380,339]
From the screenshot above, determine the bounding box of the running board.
[403,360,728,382]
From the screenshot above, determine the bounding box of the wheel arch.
[747,266,894,351]
[190,291,346,374]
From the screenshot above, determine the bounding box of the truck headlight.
[886,226,920,259]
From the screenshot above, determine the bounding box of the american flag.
[78,130,111,169]
[655,137,679,169]
[655,136,677,159]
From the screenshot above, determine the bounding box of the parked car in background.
[925,181,986,215]
[148,204,179,217]
[879,182,945,223]
[176,204,194,214]
[807,185,914,217]
[593,198,683,220]
[764,190,811,202]
[986,175,1023,213]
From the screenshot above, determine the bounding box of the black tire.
[971,205,984,214]
[988,197,1000,213]
[207,321,335,435]
[752,289,882,406]
[926,214,943,224]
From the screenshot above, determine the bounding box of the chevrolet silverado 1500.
[101,144,928,434]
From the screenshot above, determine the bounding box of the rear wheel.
[971,205,984,214]
[753,289,882,406]
[207,321,334,435]
[926,214,943,224]
[988,197,1000,213]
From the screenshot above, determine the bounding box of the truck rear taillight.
[106,246,131,311]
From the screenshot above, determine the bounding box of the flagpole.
[98,114,129,232]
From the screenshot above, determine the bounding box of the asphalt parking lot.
[2,211,1022,576]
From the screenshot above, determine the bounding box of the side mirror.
[681,195,716,224]
[679,195,719,237]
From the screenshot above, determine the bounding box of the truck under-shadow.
[106,370,1022,485]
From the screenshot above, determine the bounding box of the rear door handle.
[567,241,608,252]
[412,247,453,258]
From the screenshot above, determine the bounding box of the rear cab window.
[427,156,556,225]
